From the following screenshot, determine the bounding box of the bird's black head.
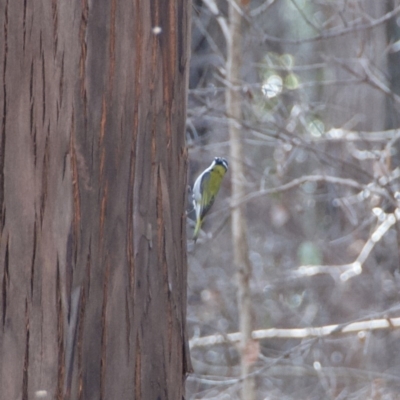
[214,157,228,171]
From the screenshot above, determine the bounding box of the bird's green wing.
[199,171,216,219]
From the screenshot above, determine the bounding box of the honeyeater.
[192,157,228,242]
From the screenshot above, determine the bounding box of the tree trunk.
[0,1,192,399]
[226,2,255,400]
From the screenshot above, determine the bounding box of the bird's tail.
[193,217,202,242]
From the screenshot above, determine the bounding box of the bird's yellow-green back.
[208,164,227,192]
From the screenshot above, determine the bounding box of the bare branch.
[189,315,400,348]
[202,0,231,43]
[231,175,394,209]
[294,209,398,282]
[261,5,400,44]
[249,0,277,18]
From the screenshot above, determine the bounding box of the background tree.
[0,1,191,399]
[187,0,400,398]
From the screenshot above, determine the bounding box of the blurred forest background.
[185,0,400,399]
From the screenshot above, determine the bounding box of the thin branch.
[329,56,400,105]
[189,315,400,348]
[296,209,398,282]
[324,128,400,142]
[192,14,225,65]
[249,0,277,17]
[289,0,321,34]
[202,0,231,43]
[188,364,400,385]
[261,5,400,45]
[231,175,394,209]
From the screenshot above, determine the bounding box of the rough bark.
[0,1,191,399]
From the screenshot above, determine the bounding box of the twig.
[261,5,400,45]
[231,175,394,209]
[295,209,398,282]
[202,0,231,43]
[189,315,400,348]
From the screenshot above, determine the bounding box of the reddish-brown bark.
[0,1,191,399]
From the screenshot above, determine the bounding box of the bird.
[192,157,229,242]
